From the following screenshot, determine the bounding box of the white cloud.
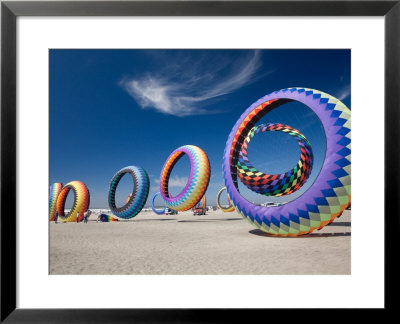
[168,176,188,188]
[120,51,265,117]
[153,176,188,188]
[337,85,351,101]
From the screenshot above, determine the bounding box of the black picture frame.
[1,0,398,322]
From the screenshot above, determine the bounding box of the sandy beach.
[50,209,351,275]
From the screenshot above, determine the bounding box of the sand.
[49,209,351,275]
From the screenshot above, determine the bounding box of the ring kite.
[56,181,90,222]
[216,187,235,212]
[151,191,166,215]
[49,182,62,221]
[108,166,150,219]
[159,145,210,211]
[223,87,351,236]
[237,123,313,196]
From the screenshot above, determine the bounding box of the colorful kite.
[223,87,351,236]
[56,181,90,222]
[236,123,313,196]
[216,187,235,212]
[49,182,62,221]
[159,145,210,211]
[99,213,119,222]
[108,165,150,219]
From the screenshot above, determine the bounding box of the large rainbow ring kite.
[49,182,62,221]
[108,166,150,219]
[237,123,313,196]
[56,181,90,222]
[223,87,351,236]
[151,191,166,215]
[160,145,210,211]
[216,187,235,212]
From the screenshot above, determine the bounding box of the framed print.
[1,0,398,322]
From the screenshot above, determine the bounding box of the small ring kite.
[56,181,90,222]
[216,187,235,212]
[49,182,62,221]
[223,87,351,236]
[151,191,166,215]
[160,145,210,211]
[237,123,313,196]
[108,166,150,219]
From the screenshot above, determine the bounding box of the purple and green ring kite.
[223,87,351,236]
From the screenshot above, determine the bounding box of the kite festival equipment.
[159,145,210,211]
[108,166,150,219]
[56,181,90,222]
[223,87,351,236]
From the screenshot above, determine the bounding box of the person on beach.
[54,211,58,224]
[83,210,89,223]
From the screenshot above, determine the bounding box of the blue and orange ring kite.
[108,166,150,219]
[151,191,167,215]
[160,145,210,212]
[223,87,351,236]
[236,123,313,196]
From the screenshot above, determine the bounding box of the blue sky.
[50,49,350,208]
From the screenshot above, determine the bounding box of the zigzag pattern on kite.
[236,123,313,196]
[49,182,62,221]
[223,87,351,236]
[56,181,90,222]
[160,145,210,211]
[108,166,150,219]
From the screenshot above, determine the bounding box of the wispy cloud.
[120,51,266,117]
[336,85,351,101]
[154,176,188,188]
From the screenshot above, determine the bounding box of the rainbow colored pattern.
[56,181,90,222]
[216,187,235,212]
[99,213,119,222]
[223,87,351,236]
[160,145,210,211]
[49,182,62,221]
[237,123,313,196]
[195,195,206,208]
